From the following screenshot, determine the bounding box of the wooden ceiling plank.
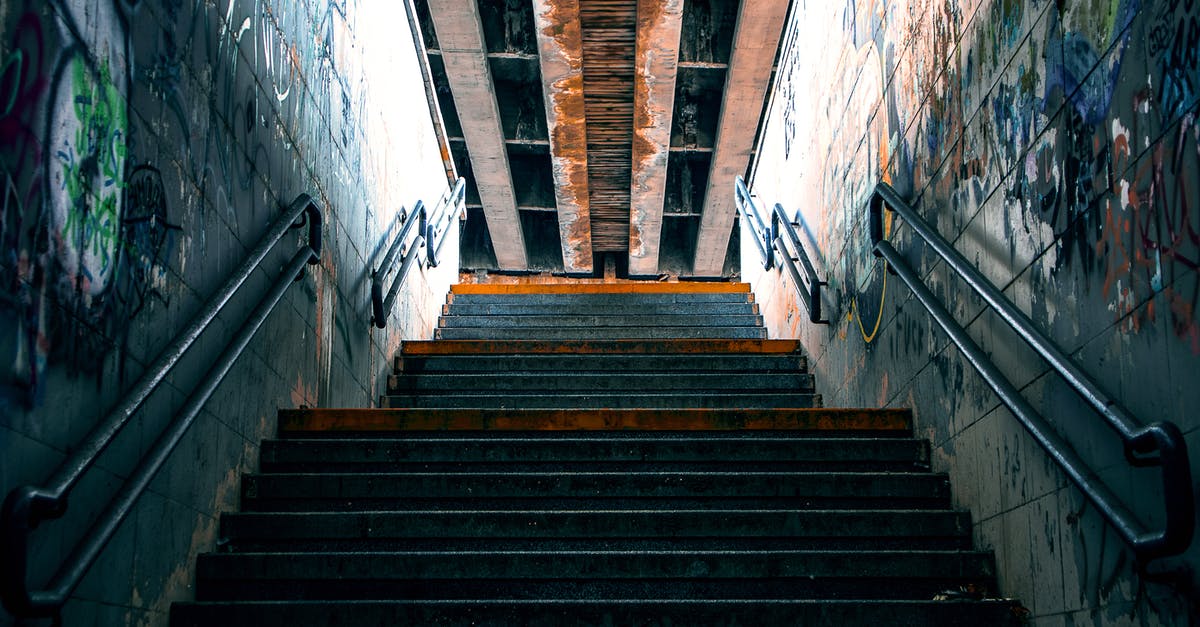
[580,0,636,253]
[628,0,684,277]
[428,0,528,269]
[691,0,788,276]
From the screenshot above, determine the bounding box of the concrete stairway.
[170,282,1022,626]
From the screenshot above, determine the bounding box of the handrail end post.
[370,280,386,329]
[809,284,829,325]
[426,223,440,268]
[2,486,65,617]
[306,221,322,265]
[289,194,323,264]
[1129,422,1195,560]
[868,192,886,251]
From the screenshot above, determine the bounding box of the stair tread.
[381,395,823,410]
[450,283,750,294]
[400,338,802,354]
[219,509,973,540]
[259,436,930,472]
[386,372,815,390]
[395,354,807,373]
[439,314,764,326]
[197,549,997,578]
[172,599,1023,627]
[242,472,950,503]
[435,328,770,340]
[443,303,759,315]
[279,408,902,434]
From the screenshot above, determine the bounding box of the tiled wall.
[0,0,453,623]
[748,0,1199,624]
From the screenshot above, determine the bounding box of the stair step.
[383,393,821,409]
[219,510,973,549]
[259,436,931,473]
[439,314,763,328]
[169,278,1021,626]
[400,339,803,355]
[444,302,759,316]
[395,353,807,374]
[386,372,814,393]
[172,598,1023,627]
[194,550,996,601]
[434,327,769,340]
[450,283,750,295]
[278,409,906,435]
[449,292,754,305]
[240,472,950,511]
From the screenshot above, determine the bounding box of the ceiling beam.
[532,0,594,275]
[627,0,683,277]
[691,0,787,277]
[427,0,528,270]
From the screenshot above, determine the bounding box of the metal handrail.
[869,182,1194,561]
[770,203,827,324]
[425,178,466,268]
[371,202,427,328]
[370,178,465,329]
[735,176,827,324]
[1,195,323,617]
[735,177,772,270]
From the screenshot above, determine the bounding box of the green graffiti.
[1,49,23,118]
[59,56,126,283]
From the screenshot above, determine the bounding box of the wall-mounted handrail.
[1,195,323,618]
[371,202,427,328]
[735,177,773,270]
[770,203,827,325]
[869,182,1193,561]
[425,178,466,268]
[370,178,465,329]
[735,176,827,324]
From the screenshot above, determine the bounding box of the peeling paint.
[628,0,683,275]
[534,0,594,273]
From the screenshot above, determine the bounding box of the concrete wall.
[747,0,1200,624]
[0,0,453,623]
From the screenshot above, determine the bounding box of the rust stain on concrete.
[535,0,594,273]
[628,0,683,274]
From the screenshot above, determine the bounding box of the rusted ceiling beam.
[628,0,684,277]
[427,0,528,270]
[691,0,787,277]
[533,0,594,274]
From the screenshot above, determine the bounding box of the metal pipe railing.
[770,203,827,324]
[735,177,773,270]
[735,176,827,324]
[869,182,1193,561]
[371,202,427,328]
[1,195,322,617]
[425,178,466,268]
[370,179,465,329]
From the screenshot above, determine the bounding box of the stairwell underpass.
[170,281,1027,625]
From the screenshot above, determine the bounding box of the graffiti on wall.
[0,0,365,409]
[0,0,138,403]
[772,0,1199,353]
[753,1,1200,622]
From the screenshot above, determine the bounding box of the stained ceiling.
[413,0,788,277]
